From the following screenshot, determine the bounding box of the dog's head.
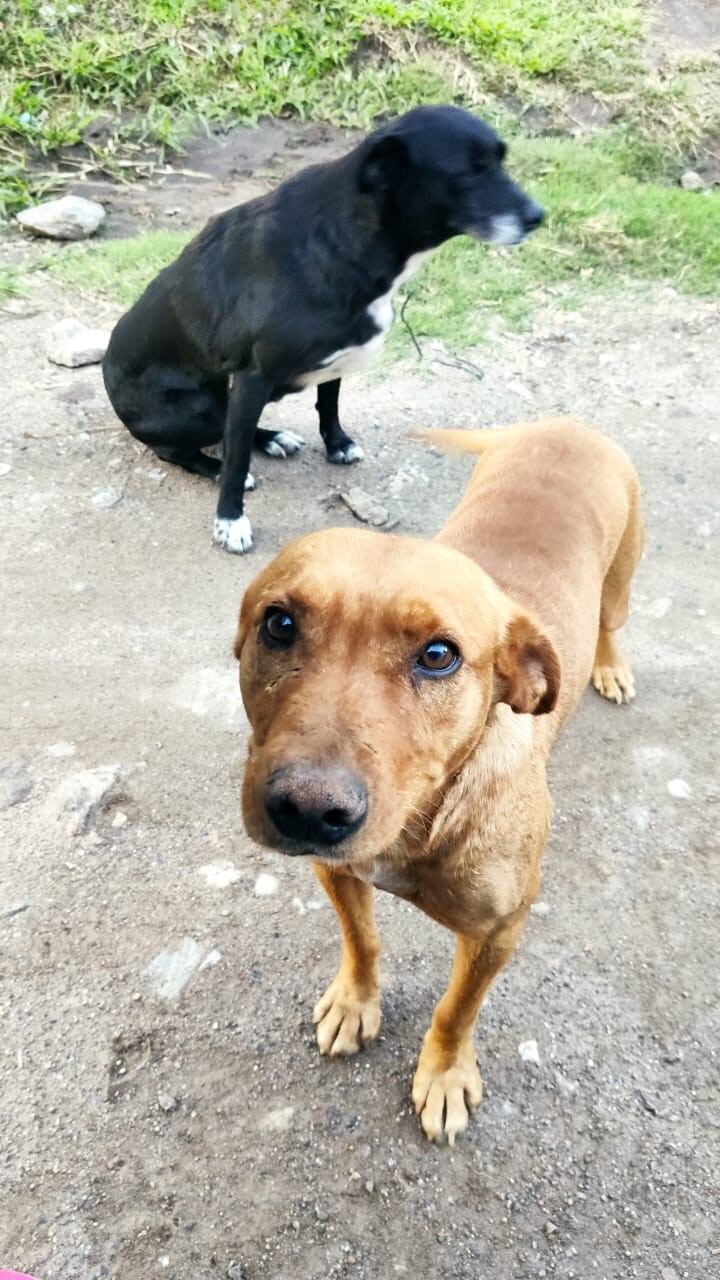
[235,528,559,867]
[358,105,543,248]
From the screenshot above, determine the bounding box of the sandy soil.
[1,122,719,1280]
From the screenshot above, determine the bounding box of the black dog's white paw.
[215,472,255,489]
[213,515,253,554]
[262,431,305,459]
[328,442,364,464]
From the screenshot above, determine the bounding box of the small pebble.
[90,487,122,509]
[46,741,76,757]
[667,778,691,799]
[254,872,279,897]
[518,1038,541,1066]
[680,170,704,191]
[227,1262,248,1280]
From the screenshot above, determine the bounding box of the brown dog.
[234,418,644,1143]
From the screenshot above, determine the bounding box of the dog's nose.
[523,200,545,231]
[264,764,368,848]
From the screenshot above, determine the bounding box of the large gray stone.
[17,194,106,240]
[340,486,391,527]
[47,318,110,367]
[0,761,33,810]
[46,764,121,836]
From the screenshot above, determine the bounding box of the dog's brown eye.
[262,607,296,648]
[415,640,462,679]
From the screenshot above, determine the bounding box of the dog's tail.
[412,417,580,456]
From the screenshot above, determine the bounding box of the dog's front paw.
[313,977,380,1057]
[592,660,635,705]
[412,1036,483,1145]
[262,430,305,459]
[327,441,364,465]
[216,472,255,489]
[591,660,630,701]
[213,514,253,554]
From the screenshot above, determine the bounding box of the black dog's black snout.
[264,765,368,848]
[523,200,545,231]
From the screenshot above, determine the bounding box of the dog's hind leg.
[311,863,381,1057]
[153,445,222,480]
[254,426,305,459]
[317,379,364,464]
[105,365,236,484]
[592,478,645,705]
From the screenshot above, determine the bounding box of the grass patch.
[8,0,720,336]
[0,266,25,303]
[47,131,720,346]
[47,227,192,307]
[2,0,719,214]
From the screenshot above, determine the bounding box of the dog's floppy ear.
[358,134,408,193]
[493,612,561,716]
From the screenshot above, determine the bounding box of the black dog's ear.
[358,135,409,194]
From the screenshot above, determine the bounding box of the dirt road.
[1,136,719,1279]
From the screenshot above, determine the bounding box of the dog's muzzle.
[484,201,544,246]
[264,763,368,851]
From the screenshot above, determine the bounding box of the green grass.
[6,0,720,338]
[0,266,25,303]
[2,0,719,215]
[47,226,191,307]
[47,131,720,348]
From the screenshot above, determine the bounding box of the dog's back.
[425,419,644,718]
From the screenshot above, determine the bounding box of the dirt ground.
[2,115,720,1280]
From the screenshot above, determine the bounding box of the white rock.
[199,861,241,889]
[0,462,11,477]
[47,317,110,367]
[0,903,30,921]
[667,778,692,799]
[0,761,33,810]
[518,1038,541,1066]
[17,194,106,240]
[46,764,121,835]
[157,1090,179,1113]
[630,805,650,831]
[254,872,279,897]
[645,596,672,620]
[257,1105,295,1132]
[145,936,216,1000]
[530,900,550,917]
[46,740,76,757]
[554,1069,579,1097]
[340,486,391,527]
[90,487,122,509]
[680,170,705,191]
[111,809,128,828]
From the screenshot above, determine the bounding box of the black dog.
[102,106,543,554]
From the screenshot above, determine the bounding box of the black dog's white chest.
[294,251,429,388]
